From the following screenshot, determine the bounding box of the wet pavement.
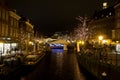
[6,49,98,80]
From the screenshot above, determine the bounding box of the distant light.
[0,42,3,45]
[116,41,119,43]
[103,2,107,6]
[102,40,107,44]
[106,15,109,17]
[98,36,103,40]
[29,41,34,45]
[7,38,11,40]
[81,41,84,45]
[103,2,108,9]
[67,40,70,43]
[109,12,111,15]
[11,43,17,46]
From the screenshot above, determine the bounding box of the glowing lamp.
[98,36,103,41]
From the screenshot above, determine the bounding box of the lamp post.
[98,36,103,47]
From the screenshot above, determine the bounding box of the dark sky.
[4,0,116,36]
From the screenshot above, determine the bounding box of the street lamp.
[98,36,103,47]
[98,36,103,41]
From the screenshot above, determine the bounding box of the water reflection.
[51,49,64,54]
[7,48,97,80]
[55,49,63,78]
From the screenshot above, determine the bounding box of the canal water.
[7,49,98,80]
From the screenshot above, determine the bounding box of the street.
[6,49,98,80]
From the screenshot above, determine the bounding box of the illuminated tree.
[74,16,88,41]
[19,25,27,51]
[74,16,95,41]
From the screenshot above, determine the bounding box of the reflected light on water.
[55,49,64,77]
[51,49,64,54]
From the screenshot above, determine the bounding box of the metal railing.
[77,49,120,80]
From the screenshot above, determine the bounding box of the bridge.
[47,39,69,50]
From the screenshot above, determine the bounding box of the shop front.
[0,38,18,56]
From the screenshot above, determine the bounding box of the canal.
[6,49,98,80]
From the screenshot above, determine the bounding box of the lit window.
[106,15,109,17]
[109,12,111,15]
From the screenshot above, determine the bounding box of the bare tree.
[74,16,95,41]
[74,16,89,41]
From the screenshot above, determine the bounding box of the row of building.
[0,3,35,56]
[1,1,120,55]
[88,1,120,46]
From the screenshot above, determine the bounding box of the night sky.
[3,0,116,36]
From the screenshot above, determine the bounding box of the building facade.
[0,3,35,55]
[0,3,21,55]
[19,18,34,54]
[88,1,120,45]
[0,4,9,39]
[9,10,21,42]
[114,2,120,42]
[88,7,115,45]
